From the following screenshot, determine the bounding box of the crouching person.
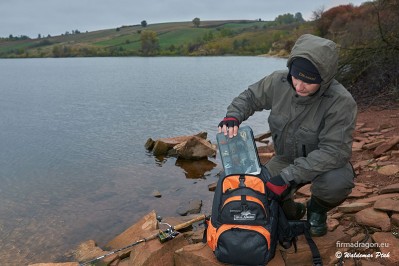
[218,34,357,236]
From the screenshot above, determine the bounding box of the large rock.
[374,197,399,212]
[355,208,391,231]
[173,136,216,159]
[379,183,399,194]
[371,232,399,265]
[283,226,351,266]
[174,242,286,266]
[174,243,222,266]
[106,210,158,249]
[73,240,110,263]
[146,132,216,160]
[128,232,189,266]
[356,193,399,204]
[377,164,399,176]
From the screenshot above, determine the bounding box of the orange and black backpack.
[205,170,323,266]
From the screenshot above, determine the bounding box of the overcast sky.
[0,0,365,38]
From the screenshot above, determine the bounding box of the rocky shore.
[29,109,399,266]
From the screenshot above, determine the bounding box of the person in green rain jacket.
[218,34,357,236]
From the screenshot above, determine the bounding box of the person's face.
[291,76,321,97]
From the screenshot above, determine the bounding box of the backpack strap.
[289,220,323,266]
[303,225,322,266]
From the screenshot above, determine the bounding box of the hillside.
[0,19,302,58]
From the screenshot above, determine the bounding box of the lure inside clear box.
[216,125,261,175]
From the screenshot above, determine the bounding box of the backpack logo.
[234,210,256,221]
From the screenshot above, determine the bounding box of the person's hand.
[218,117,239,138]
[266,175,289,197]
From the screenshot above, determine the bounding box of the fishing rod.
[79,213,206,266]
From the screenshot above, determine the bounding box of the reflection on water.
[175,158,218,179]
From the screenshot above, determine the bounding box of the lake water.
[0,56,285,265]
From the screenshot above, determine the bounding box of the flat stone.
[356,193,399,203]
[374,197,399,212]
[377,164,399,176]
[371,232,399,265]
[353,159,374,170]
[348,185,373,198]
[374,136,399,157]
[355,208,391,231]
[359,127,375,133]
[363,140,386,150]
[337,202,373,213]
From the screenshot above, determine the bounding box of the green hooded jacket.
[226,34,357,184]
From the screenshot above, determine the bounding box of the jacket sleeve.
[225,74,276,122]
[280,96,357,184]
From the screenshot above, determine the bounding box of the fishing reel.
[157,216,179,243]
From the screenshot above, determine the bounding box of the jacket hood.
[287,34,338,93]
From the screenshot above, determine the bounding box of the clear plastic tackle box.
[216,125,261,176]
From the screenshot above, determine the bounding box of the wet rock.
[146,132,216,160]
[152,189,162,198]
[377,164,399,176]
[106,210,158,249]
[177,199,202,216]
[374,197,399,212]
[371,232,399,265]
[173,136,216,159]
[208,182,217,192]
[152,140,170,156]
[355,208,391,231]
[73,240,109,263]
[144,138,155,150]
[337,202,373,213]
